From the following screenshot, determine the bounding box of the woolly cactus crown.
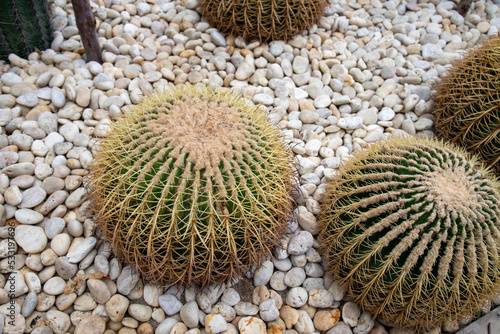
[88,85,296,286]
[319,136,500,330]
[433,35,500,175]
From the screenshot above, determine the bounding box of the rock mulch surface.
[1,0,500,333]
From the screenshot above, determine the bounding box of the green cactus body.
[201,0,328,43]
[88,85,296,286]
[0,0,53,61]
[433,35,500,175]
[319,136,500,330]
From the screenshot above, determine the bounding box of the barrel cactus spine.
[201,0,328,43]
[0,0,53,61]
[319,136,500,330]
[87,85,297,286]
[433,34,500,175]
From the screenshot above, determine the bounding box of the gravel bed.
[1,0,500,333]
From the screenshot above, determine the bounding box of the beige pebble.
[313,309,340,331]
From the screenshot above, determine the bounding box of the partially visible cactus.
[0,0,53,61]
[319,136,500,330]
[433,35,500,175]
[87,85,297,286]
[201,0,328,43]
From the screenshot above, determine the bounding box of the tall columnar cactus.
[201,0,328,43]
[0,0,53,61]
[319,136,500,330]
[87,85,297,286]
[433,35,500,175]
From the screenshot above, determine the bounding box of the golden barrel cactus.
[201,0,328,43]
[88,85,296,286]
[319,136,500,330]
[433,35,500,175]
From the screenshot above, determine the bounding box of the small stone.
[221,288,240,306]
[19,186,46,208]
[65,187,87,208]
[94,73,114,90]
[252,285,270,305]
[338,117,363,130]
[22,291,38,317]
[299,110,319,124]
[268,318,286,334]
[252,93,274,105]
[55,256,78,280]
[156,318,179,334]
[293,56,309,74]
[51,87,66,108]
[309,289,334,308]
[116,265,139,295]
[159,293,183,315]
[254,260,273,286]
[55,293,77,311]
[51,233,71,256]
[327,321,353,334]
[144,283,160,307]
[280,305,299,329]
[314,309,340,331]
[296,310,314,334]
[288,231,314,255]
[206,313,227,333]
[67,236,96,263]
[87,279,111,304]
[75,86,91,107]
[378,107,395,121]
[297,208,320,235]
[170,323,187,334]
[8,270,28,297]
[234,302,259,316]
[238,316,266,334]
[181,301,199,328]
[129,303,153,322]
[414,118,433,130]
[5,185,23,205]
[17,93,39,107]
[284,267,306,287]
[44,218,66,239]
[45,310,71,334]
[106,294,129,322]
[353,312,374,334]
[3,313,24,333]
[15,225,47,253]
[314,95,331,108]
[2,162,35,177]
[211,31,226,47]
[74,292,97,311]
[0,151,18,168]
[212,302,236,322]
[259,299,279,321]
[32,140,49,156]
[380,66,396,79]
[342,302,361,327]
[286,287,308,307]
[304,139,322,156]
[74,315,106,334]
[43,276,66,295]
[15,208,44,225]
[235,62,255,81]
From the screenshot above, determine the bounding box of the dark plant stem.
[71,0,102,63]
